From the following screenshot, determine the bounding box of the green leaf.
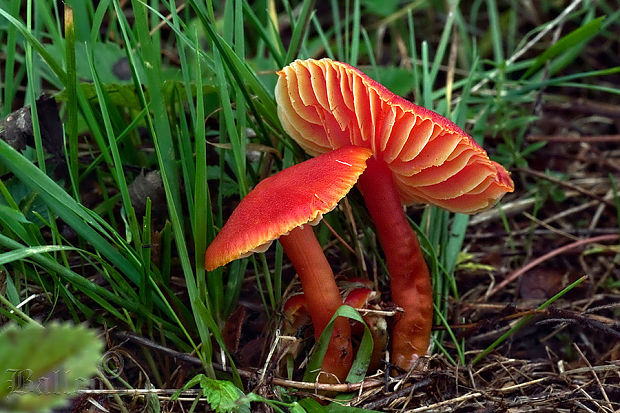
[471,276,588,365]
[289,402,308,413]
[0,245,79,265]
[44,41,130,84]
[0,322,103,412]
[523,16,605,79]
[303,305,372,384]
[174,375,248,413]
[298,398,327,412]
[362,66,418,97]
[200,376,248,413]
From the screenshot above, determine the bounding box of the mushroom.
[343,282,387,372]
[275,58,515,370]
[281,280,387,374]
[279,294,311,368]
[283,294,310,334]
[205,145,372,381]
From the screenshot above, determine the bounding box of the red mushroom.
[279,294,311,368]
[275,58,514,371]
[205,145,372,382]
[281,281,387,374]
[283,294,310,334]
[343,283,387,372]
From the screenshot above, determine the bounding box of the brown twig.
[516,167,616,208]
[114,331,386,393]
[321,218,356,255]
[466,227,619,240]
[573,343,614,412]
[543,97,620,119]
[360,377,434,410]
[486,234,619,298]
[527,134,620,143]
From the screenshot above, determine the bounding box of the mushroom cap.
[283,294,307,318]
[344,287,376,309]
[275,58,514,214]
[205,145,372,271]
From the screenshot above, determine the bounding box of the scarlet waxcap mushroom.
[275,58,514,372]
[205,145,372,383]
[283,294,310,332]
[275,58,514,213]
[343,285,387,372]
[205,145,372,271]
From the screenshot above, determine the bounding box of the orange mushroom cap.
[283,294,310,331]
[275,58,514,213]
[205,146,372,271]
[344,287,376,309]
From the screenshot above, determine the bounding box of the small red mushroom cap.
[275,58,514,213]
[205,146,372,271]
[282,294,310,331]
[283,294,307,320]
[344,287,376,309]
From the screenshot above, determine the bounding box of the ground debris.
[0,95,63,156]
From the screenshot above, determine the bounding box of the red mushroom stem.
[279,224,353,382]
[357,157,433,370]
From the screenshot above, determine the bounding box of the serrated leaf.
[175,375,249,413]
[144,382,161,413]
[200,376,249,413]
[0,322,103,413]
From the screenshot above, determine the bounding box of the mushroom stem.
[279,224,353,382]
[357,157,433,371]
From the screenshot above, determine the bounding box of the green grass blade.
[523,16,604,79]
[471,276,588,365]
[331,0,344,60]
[64,4,80,200]
[311,13,335,59]
[86,43,142,247]
[2,0,21,117]
[433,302,465,365]
[429,2,457,87]
[121,0,215,369]
[485,0,504,64]
[303,305,372,384]
[194,35,209,303]
[407,10,421,101]
[213,48,248,196]
[0,6,66,84]
[0,245,78,265]
[0,140,142,283]
[242,1,285,67]
[284,0,315,64]
[349,0,360,66]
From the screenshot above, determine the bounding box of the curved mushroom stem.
[279,224,353,382]
[357,157,433,371]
